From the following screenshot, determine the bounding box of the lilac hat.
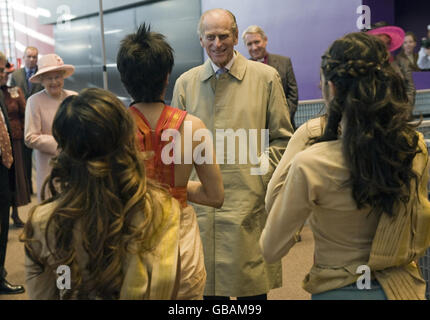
[366,26,405,52]
[30,54,75,83]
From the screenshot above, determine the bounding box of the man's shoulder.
[245,57,281,80]
[12,67,25,74]
[267,53,292,68]
[268,53,291,61]
[11,68,25,79]
[177,64,206,83]
[268,53,290,61]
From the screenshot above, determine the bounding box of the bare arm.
[186,115,224,208]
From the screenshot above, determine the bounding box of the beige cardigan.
[24,192,206,299]
[262,117,430,299]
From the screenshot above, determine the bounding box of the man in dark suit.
[0,52,25,295]
[243,25,299,129]
[10,47,43,195]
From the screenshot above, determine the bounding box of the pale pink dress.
[24,89,77,202]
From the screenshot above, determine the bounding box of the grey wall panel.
[54,16,104,92]
[52,0,202,105]
[135,0,202,103]
[37,0,152,25]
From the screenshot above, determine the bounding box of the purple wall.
[201,0,362,100]
[362,0,395,25]
[413,73,430,91]
[395,1,430,47]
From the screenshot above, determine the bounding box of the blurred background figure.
[1,61,30,227]
[242,25,298,129]
[417,25,430,70]
[10,47,43,100]
[24,54,76,202]
[0,51,25,295]
[22,88,192,299]
[367,25,416,107]
[395,31,420,72]
[10,47,44,196]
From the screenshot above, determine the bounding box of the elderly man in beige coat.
[172,8,293,299]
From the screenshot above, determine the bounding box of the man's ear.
[233,31,239,46]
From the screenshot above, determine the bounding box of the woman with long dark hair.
[21,88,195,299]
[260,32,430,300]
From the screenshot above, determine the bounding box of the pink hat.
[30,54,75,83]
[366,26,405,52]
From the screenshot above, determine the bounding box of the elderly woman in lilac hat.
[24,54,77,202]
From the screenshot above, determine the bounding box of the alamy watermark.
[356,5,371,30]
[160,121,270,175]
[356,265,372,290]
[55,263,374,291]
[57,265,71,290]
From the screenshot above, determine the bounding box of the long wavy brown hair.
[21,88,170,299]
[315,32,422,217]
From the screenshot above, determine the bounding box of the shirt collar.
[210,51,237,74]
[25,66,36,74]
[201,51,246,82]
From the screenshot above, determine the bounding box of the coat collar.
[200,51,247,82]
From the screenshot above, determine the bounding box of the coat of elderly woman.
[24,54,77,202]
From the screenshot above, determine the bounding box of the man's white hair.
[197,8,238,38]
[241,25,267,44]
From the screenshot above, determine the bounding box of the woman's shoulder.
[395,51,407,60]
[28,202,57,236]
[152,188,181,216]
[296,116,325,138]
[292,137,343,172]
[135,187,181,228]
[64,89,78,97]
[414,132,429,170]
[26,90,45,104]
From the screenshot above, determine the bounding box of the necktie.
[27,69,34,92]
[0,111,13,169]
[216,67,227,78]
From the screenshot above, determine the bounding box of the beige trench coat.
[171,52,293,296]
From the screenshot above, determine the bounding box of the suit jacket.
[266,53,298,117]
[10,68,44,100]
